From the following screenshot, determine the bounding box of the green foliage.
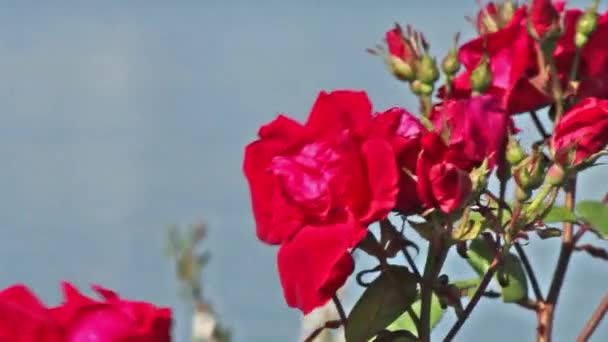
[576,200,608,238]
[466,239,528,303]
[382,294,444,338]
[346,265,418,342]
[543,206,577,224]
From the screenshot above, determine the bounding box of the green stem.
[569,48,582,82]
[419,232,447,342]
[527,184,554,215]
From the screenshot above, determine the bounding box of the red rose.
[243,90,399,313]
[429,95,510,170]
[552,97,608,166]
[0,285,63,341]
[0,283,172,342]
[529,0,560,39]
[371,107,426,214]
[386,24,408,60]
[416,133,473,214]
[555,10,608,101]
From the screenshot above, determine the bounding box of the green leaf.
[465,239,493,275]
[577,200,608,238]
[408,220,435,241]
[466,239,528,303]
[499,253,528,303]
[346,265,418,342]
[543,206,577,224]
[383,294,444,338]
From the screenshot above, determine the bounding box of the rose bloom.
[243,90,399,313]
[552,97,608,167]
[0,282,172,342]
[446,2,608,114]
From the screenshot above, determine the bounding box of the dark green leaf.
[466,239,528,303]
[577,200,608,239]
[499,253,528,303]
[408,220,435,241]
[543,206,577,224]
[466,239,494,275]
[346,265,418,342]
[383,294,444,338]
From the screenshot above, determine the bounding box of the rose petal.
[277,213,358,314]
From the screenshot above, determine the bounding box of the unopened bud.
[410,79,434,96]
[417,55,440,85]
[442,49,460,76]
[470,56,492,94]
[502,1,516,23]
[575,8,598,48]
[388,55,415,82]
[513,151,548,191]
[546,163,566,186]
[470,158,490,195]
[506,137,526,166]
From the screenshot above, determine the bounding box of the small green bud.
[410,79,434,96]
[442,49,460,76]
[470,158,490,195]
[513,151,548,191]
[546,163,567,186]
[501,1,516,23]
[575,33,589,49]
[506,137,527,166]
[470,56,492,94]
[576,9,598,37]
[388,55,416,82]
[417,55,440,84]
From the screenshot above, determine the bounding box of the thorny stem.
[515,243,544,301]
[538,177,577,342]
[576,293,608,342]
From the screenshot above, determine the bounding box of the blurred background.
[0,0,606,341]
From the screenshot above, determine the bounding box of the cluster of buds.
[507,137,549,202]
[575,0,600,48]
[469,0,517,34]
[368,24,440,96]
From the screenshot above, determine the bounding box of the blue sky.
[0,1,606,341]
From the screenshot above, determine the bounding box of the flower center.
[269,142,342,218]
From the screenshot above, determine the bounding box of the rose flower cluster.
[0,282,171,341]
[243,0,608,317]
